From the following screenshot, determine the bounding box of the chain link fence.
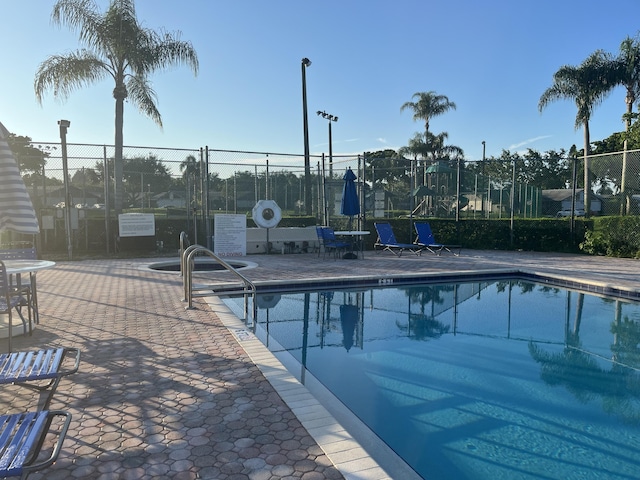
[13,141,640,254]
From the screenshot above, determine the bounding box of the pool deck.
[2,249,639,479]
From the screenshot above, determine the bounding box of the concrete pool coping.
[206,295,418,480]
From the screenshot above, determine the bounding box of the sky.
[2,0,640,163]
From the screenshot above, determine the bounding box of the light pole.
[58,119,72,260]
[316,111,338,178]
[317,111,338,225]
[481,140,486,216]
[301,57,312,216]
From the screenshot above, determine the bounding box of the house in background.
[28,185,102,208]
[154,190,187,208]
[542,189,602,216]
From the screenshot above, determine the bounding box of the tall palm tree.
[179,154,200,180]
[538,50,614,215]
[401,91,456,137]
[34,0,199,213]
[613,35,640,214]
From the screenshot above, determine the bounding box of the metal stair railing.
[182,243,256,322]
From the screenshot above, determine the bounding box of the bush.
[580,216,640,258]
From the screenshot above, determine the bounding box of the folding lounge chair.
[414,222,462,256]
[0,348,81,410]
[373,222,421,257]
[0,409,72,479]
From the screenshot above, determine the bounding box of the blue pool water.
[226,278,640,480]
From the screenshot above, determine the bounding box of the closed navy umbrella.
[340,303,358,352]
[340,168,360,230]
[0,122,39,234]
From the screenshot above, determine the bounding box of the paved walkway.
[1,249,639,479]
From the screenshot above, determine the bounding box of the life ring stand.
[252,200,282,229]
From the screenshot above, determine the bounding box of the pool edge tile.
[205,296,421,480]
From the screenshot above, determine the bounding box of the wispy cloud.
[377,138,387,144]
[508,135,552,150]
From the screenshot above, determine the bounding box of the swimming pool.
[225,276,640,480]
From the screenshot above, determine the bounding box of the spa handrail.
[179,231,190,277]
[182,245,256,318]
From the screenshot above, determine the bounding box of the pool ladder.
[180,234,256,321]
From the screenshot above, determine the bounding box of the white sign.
[118,213,155,237]
[214,214,246,257]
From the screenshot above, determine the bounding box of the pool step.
[192,284,253,298]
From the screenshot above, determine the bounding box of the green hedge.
[40,214,640,259]
[360,218,588,253]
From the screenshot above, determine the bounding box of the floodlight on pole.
[316,110,338,179]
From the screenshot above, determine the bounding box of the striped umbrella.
[0,122,39,234]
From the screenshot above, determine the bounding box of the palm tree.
[401,91,456,137]
[424,131,464,162]
[613,35,640,214]
[538,50,615,216]
[179,154,200,180]
[34,0,199,213]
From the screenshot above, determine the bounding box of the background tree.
[539,50,615,215]
[613,35,640,213]
[34,0,199,213]
[179,154,200,182]
[122,154,172,207]
[401,91,456,137]
[592,120,640,153]
[6,134,47,179]
[364,149,410,192]
[71,167,100,187]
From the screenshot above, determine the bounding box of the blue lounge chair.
[0,410,72,479]
[373,222,421,257]
[414,222,461,256]
[0,348,81,410]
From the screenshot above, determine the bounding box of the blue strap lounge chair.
[0,410,72,479]
[0,348,81,410]
[414,222,462,256]
[373,222,421,257]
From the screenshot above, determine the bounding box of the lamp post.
[316,111,338,178]
[58,119,72,260]
[301,57,312,216]
[481,140,486,217]
[317,111,338,225]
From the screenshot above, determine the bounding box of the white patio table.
[2,259,56,337]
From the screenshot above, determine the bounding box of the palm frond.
[126,75,162,127]
[34,50,109,102]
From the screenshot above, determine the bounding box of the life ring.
[256,293,281,309]
[252,200,282,229]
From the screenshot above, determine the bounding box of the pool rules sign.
[214,214,246,256]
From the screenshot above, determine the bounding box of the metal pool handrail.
[179,231,190,277]
[182,244,256,322]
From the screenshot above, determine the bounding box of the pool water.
[226,279,640,480]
